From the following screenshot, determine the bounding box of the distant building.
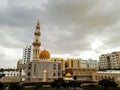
[17,42,32,82]
[65,58,81,68]
[65,68,96,81]
[65,58,98,69]
[88,59,98,69]
[0,69,19,77]
[17,59,27,81]
[64,58,98,81]
[92,70,120,85]
[110,52,120,69]
[0,69,20,82]
[99,54,110,70]
[51,58,65,71]
[80,60,88,68]
[22,45,32,64]
[99,51,120,70]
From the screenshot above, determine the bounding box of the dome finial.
[44,47,46,50]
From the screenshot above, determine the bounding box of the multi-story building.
[65,58,81,68]
[99,51,120,70]
[64,58,98,80]
[88,59,98,69]
[22,45,32,64]
[92,70,120,85]
[99,54,111,70]
[51,58,65,71]
[80,59,88,68]
[110,52,120,69]
[17,45,32,81]
[65,58,98,69]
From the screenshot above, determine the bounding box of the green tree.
[0,82,4,90]
[69,80,81,90]
[51,78,68,88]
[99,78,117,90]
[82,85,104,90]
[51,79,60,88]
[34,84,42,90]
[9,82,23,90]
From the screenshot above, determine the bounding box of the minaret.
[32,20,41,60]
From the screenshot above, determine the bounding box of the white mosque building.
[25,21,62,82]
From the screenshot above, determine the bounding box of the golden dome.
[39,49,50,59]
[65,73,72,77]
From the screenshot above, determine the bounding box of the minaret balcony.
[34,32,41,36]
[32,42,41,46]
[36,25,40,30]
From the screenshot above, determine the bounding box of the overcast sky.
[0,0,120,68]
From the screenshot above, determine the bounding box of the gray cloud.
[0,0,120,68]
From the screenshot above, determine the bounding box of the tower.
[32,21,41,60]
[22,45,32,64]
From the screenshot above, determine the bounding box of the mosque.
[25,21,62,82]
[1,21,120,85]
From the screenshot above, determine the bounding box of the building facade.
[0,69,20,82]
[80,60,88,68]
[92,70,120,85]
[110,52,120,69]
[88,59,98,69]
[65,68,96,81]
[26,60,62,82]
[99,52,120,70]
[17,45,32,81]
[17,59,27,81]
[65,58,81,68]
[51,58,65,71]
[22,45,32,64]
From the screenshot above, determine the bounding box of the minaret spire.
[32,20,41,60]
[36,20,40,29]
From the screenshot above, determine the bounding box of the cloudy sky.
[0,0,120,68]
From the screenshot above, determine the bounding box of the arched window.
[28,72,30,76]
[53,64,56,69]
[58,64,61,69]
